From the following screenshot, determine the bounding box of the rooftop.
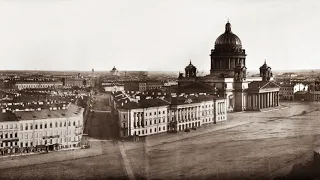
[0,104,83,122]
[119,98,170,109]
[170,94,223,105]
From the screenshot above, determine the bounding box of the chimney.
[2,109,6,113]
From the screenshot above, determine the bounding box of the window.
[20,125,23,131]
[55,122,58,127]
[163,111,165,114]
[30,124,33,130]
[44,123,47,129]
[163,126,165,130]
[154,128,156,132]
[150,129,152,133]
[40,124,42,129]
[25,124,28,131]
[73,121,76,126]
[150,120,152,125]
[68,122,71,126]
[154,120,156,124]
[123,114,126,118]
[159,111,161,114]
[159,127,161,131]
[154,112,156,115]
[60,122,62,127]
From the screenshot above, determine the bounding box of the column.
[268,92,270,108]
[262,93,264,109]
[264,93,267,108]
[258,94,261,109]
[255,94,257,109]
[273,92,275,107]
[265,92,269,108]
[277,92,279,106]
[271,92,273,107]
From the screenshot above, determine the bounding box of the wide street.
[1,99,320,180]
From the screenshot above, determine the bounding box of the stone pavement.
[122,120,250,150]
[0,141,103,169]
[119,142,136,180]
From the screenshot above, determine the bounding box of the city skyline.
[0,0,319,71]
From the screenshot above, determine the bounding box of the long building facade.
[0,104,84,156]
[111,91,227,137]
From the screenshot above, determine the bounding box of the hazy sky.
[0,0,319,72]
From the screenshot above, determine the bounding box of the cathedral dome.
[215,21,242,46]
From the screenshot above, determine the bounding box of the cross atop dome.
[225,20,232,33]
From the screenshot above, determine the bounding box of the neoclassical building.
[178,21,280,112]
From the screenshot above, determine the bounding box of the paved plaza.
[0,101,320,180]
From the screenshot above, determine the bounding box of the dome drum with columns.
[177,21,280,112]
[210,21,246,78]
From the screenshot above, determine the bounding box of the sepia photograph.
[0,0,320,179]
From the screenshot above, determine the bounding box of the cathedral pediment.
[248,81,280,93]
[260,81,280,89]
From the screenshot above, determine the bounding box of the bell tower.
[259,60,273,81]
[233,62,248,112]
[185,60,197,78]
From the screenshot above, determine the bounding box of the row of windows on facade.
[134,126,167,135]
[131,111,219,127]
[131,110,225,125]
[0,120,81,130]
[129,114,225,129]
[0,136,79,147]
[1,129,80,140]
[19,120,81,131]
[281,92,294,95]
[281,87,294,91]
[131,115,226,135]
[131,104,216,118]
[17,84,60,88]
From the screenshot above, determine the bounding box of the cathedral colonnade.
[247,91,279,110]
